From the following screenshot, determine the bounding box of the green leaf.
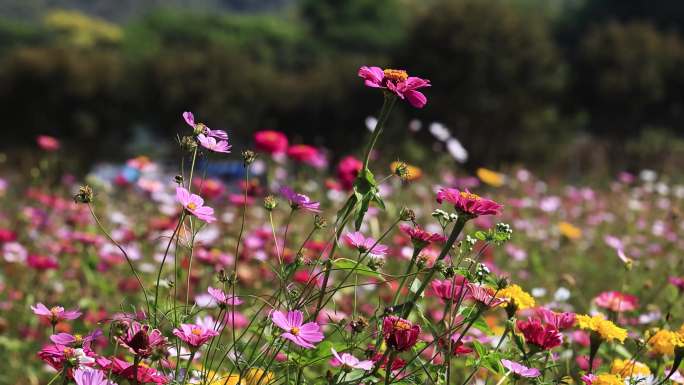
[332,258,382,278]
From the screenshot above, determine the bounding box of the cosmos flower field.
[2,67,684,385]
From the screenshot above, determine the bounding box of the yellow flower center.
[290,327,300,336]
[74,334,83,343]
[383,69,408,82]
[191,328,203,336]
[50,307,61,314]
[187,202,197,210]
[393,320,412,331]
[459,191,481,201]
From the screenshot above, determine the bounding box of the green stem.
[362,94,398,170]
[153,212,185,327]
[391,248,421,306]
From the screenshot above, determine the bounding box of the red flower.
[254,130,288,154]
[436,188,503,218]
[400,224,447,249]
[336,155,362,190]
[37,135,60,151]
[516,318,563,350]
[429,276,469,302]
[382,316,421,352]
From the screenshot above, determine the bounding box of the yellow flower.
[610,358,651,377]
[647,329,683,356]
[242,368,275,385]
[476,168,505,187]
[496,284,535,311]
[558,221,582,240]
[577,314,627,343]
[390,161,422,181]
[593,373,624,385]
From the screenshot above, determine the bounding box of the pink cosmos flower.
[400,224,447,249]
[429,276,469,302]
[51,330,102,350]
[182,111,228,140]
[280,186,321,213]
[501,359,541,378]
[330,348,373,371]
[197,134,231,154]
[207,287,243,307]
[516,318,563,350]
[436,188,503,218]
[534,307,576,330]
[176,187,216,223]
[73,368,115,385]
[37,135,60,151]
[271,310,324,349]
[118,321,168,358]
[594,291,639,312]
[358,66,431,108]
[344,231,389,256]
[466,284,506,308]
[254,130,289,154]
[31,303,82,324]
[38,345,94,371]
[172,323,219,348]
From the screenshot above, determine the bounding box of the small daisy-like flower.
[343,231,389,257]
[496,284,536,311]
[399,224,446,249]
[577,314,627,343]
[330,348,374,371]
[501,359,541,378]
[647,329,683,355]
[176,187,216,223]
[197,134,232,154]
[271,310,324,349]
[382,316,421,352]
[173,323,219,348]
[358,66,431,108]
[31,303,81,324]
[594,291,639,312]
[280,186,321,213]
[436,188,503,218]
[207,287,243,308]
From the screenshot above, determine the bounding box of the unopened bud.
[399,207,416,222]
[73,185,93,204]
[180,136,197,152]
[174,175,184,185]
[242,149,257,166]
[314,215,328,230]
[264,195,278,211]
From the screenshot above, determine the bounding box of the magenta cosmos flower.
[183,111,228,140]
[254,130,288,154]
[436,188,503,218]
[382,316,421,352]
[207,287,243,308]
[176,187,216,223]
[271,310,324,349]
[501,359,541,378]
[358,66,431,108]
[594,291,639,312]
[51,329,102,350]
[280,186,321,213]
[117,321,168,358]
[344,231,389,257]
[466,284,506,308]
[331,348,373,371]
[31,303,81,324]
[400,224,447,249]
[534,307,576,330]
[173,323,219,348]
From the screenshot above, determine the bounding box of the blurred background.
[0,0,683,178]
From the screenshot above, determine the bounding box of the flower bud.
[180,136,198,152]
[393,161,409,180]
[242,149,257,166]
[73,185,93,204]
[314,215,328,230]
[399,207,416,222]
[174,175,184,185]
[264,195,278,211]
